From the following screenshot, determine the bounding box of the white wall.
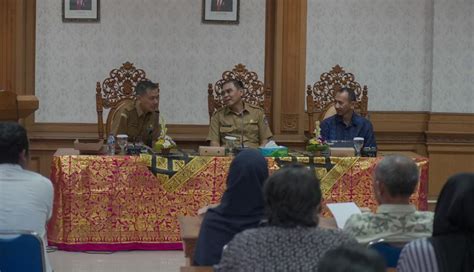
[36,0,473,124]
[306,0,434,112]
[36,0,265,124]
[431,0,473,113]
[306,0,473,113]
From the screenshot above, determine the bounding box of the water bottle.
[107,134,115,155]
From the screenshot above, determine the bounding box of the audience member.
[0,122,54,272]
[193,149,268,266]
[318,244,386,272]
[344,155,433,244]
[320,87,376,148]
[215,164,357,271]
[207,79,273,148]
[397,173,474,272]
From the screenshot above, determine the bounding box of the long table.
[47,149,428,251]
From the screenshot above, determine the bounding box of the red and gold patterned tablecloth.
[47,153,428,251]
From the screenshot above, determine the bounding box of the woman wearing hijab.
[397,173,474,272]
[193,149,268,266]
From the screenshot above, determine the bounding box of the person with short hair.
[320,87,376,148]
[343,155,433,244]
[193,149,269,266]
[318,244,386,272]
[207,79,273,148]
[110,80,160,146]
[0,122,54,272]
[397,173,474,272]
[215,164,357,271]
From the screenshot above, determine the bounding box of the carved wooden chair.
[207,64,272,127]
[306,64,368,135]
[96,61,151,140]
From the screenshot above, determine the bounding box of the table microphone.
[240,111,245,148]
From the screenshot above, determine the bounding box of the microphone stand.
[141,145,159,175]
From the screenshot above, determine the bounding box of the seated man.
[111,80,160,147]
[343,155,433,244]
[0,122,54,272]
[207,79,272,148]
[320,87,376,148]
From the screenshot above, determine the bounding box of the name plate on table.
[330,147,354,157]
[199,146,225,156]
[74,140,105,155]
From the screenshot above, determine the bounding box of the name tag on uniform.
[248,120,258,125]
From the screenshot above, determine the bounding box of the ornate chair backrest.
[207,64,272,128]
[96,62,149,140]
[306,64,368,134]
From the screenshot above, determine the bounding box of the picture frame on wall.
[202,0,239,24]
[62,0,100,22]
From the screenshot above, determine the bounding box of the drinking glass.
[353,137,364,157]
[224,136,237,156]
[116,134,128,155]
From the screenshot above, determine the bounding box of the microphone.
[240,111,244,148]
[145,125,153,147]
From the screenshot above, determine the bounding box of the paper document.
[326,202,361,229]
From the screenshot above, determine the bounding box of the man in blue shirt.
[320,87,376,148]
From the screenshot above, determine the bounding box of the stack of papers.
[326,202,362,229]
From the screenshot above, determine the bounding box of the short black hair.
[264,164,321,228]
[338,87,357,102]
[375,154,419,197]
[135,80,158,96]
[223,79,244,90]
[319,245,386,272]
[0,122,29,164]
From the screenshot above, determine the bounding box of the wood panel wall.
[2,0,473,205]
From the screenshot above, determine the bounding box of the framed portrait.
[202,0,239,24]
[62,0,100,22]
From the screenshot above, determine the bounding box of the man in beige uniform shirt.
[207,79,273,148]
[111,80,160,147]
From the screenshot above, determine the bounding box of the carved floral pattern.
[97,62,148,109]
[307,65,368,116]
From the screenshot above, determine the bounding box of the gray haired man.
[343,155,433,244]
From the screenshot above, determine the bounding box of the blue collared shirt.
[320,113,377,148]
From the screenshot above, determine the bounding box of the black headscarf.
[430,173,474,272]
[193,149,268,266]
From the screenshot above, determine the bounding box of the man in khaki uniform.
[111,80,160,147]
[207,79,273,148]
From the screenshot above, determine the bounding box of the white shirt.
[0,163,54,272]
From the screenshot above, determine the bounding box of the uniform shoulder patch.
[263,115,269,126]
